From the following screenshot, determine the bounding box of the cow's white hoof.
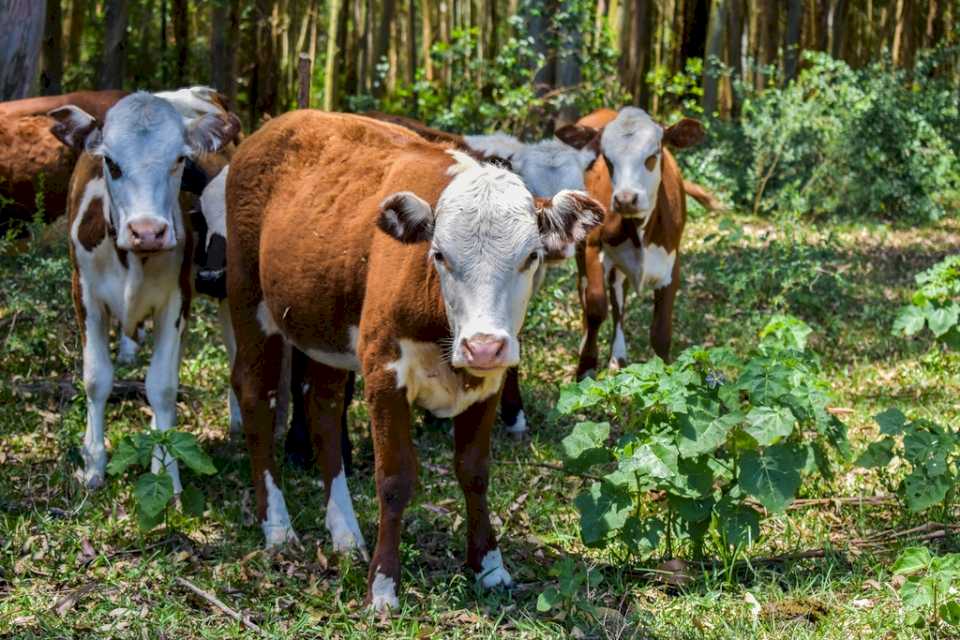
[370,572,399,611]
[262,470,298,548]
[117,335,140,365]
[478,549,513,589]
[329,524,369,562]
[262,523,300,549]
[504,410,528,438]
[608,357,626,371]
[80,448,107,490]
[78,467,105,491]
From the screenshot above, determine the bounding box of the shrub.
[893,546,960,629]
[557,315,848,561]
[894,254,960,349]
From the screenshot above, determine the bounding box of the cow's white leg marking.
[609,269,628,370]
[642,244,676,289]
[80,300,113,490]
[504,410,527,435]
[262,470,298,547]
[117,334,140,365]
[146,296,184,495]
[478,548,513,588]
[256,300,280,336]
[371,569,399,611]
[325,465,368,560]
[218,300,243,436]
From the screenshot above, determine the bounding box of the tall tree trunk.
[702,0,725,115]
[439,0,451,86]
[421,0,433,81]
[556,0,584,123]
[680,0,709,70]
[373,0,397,97]
[923,0,941,49]
[0,0,46,100]
[211,0,240,105]
[757,0,779,88]
[253,0,279,121]
[830,0,849,60]
[407,0,416,87]
[41,0,63,94]
[99,0,128,90]
[626,0,654,108]
[66,0,87,68]
[783,0,803,82]
[172,0,188,85]
[892,0,915,68]
[527,0,555,95]
[323,0,340,110]
[160,0,168,85]
[726,0,744,115]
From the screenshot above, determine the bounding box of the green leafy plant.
[536,557,600,618]
[107,429,217,531]
[895,255,960,349]
[557,315,848,561]
[893,546,960,630]
[857,409,959,514]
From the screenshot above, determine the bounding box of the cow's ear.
[186,112,242,155]
[536,190,604,255]
[48,106,102,153]
[555,124,601,152]
[377,192,435,243]
[663,118,705,149]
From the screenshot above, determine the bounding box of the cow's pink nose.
[128,220,169,252]
[461,334,508,369]
[613,190,639,211]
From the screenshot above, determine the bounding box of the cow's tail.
[683,179,725,212]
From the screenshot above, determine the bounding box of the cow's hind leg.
[301,357,366,557]
[575,242,607,379]
[217,300,243,436]
[650,255,681,361]
[79,298,113,490]
[499,366,527,437]
[455,393,512,589]
[607,267,629,370]
[146,299,186,495]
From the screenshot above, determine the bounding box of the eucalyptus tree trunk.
[211,0,241,105]
[421,0,433,81]
[172,0,189,85]
[324,0,341,110]
[67,0,87,67]
[373,0,397,97]
[99,0,128,90]
[41,0,63,94]
[0,0,46,99]
[783,0,803,83]
[702,0,726,116]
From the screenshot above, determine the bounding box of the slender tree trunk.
[830,0,849,59]
[783,0,803,82]
[253,0,279,120]
[67,0,87,67]
[528,0,555,95]
[373,0,397,96]
[627,0,654,108]
[407,0,416,86]
[211,0,240,103]
[680,0,709,70]
[726,0,744,115]
[702,0,726,115]
[323,0,340,110]
[757,0,779,88]
[421,0,434,81]
[99,0,128,90]
[556,0,584,122]
[172,0,188,85]
[41,0,63,94]
[923,0,940,49]
[160,0,168,85]
[0,0,46,100]
[439,0,451,86]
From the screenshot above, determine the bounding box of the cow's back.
[0,90,127,120]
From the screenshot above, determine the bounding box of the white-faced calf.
[225,111,602,610]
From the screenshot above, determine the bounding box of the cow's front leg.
[364,373,417,611]
[217,300,243,436]
[607,267,629,370]
[455,393,512,589]
[576,241,608,380]
[80,303,113,490]
[499,366,527,438]
[146,300,185,495]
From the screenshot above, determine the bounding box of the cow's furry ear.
[187,112,242,155]
[663,118,705,149]
[377,192,435,243]
[554,124,602,152]
[536,190,604,255]
[48,105,102,153]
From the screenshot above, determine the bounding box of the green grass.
[1,211,958,638]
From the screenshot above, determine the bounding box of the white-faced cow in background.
[49,91,239,490]
[225,111,602,610]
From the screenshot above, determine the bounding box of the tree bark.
[756,0,779,89]
[323,0,341,110]
[421,0,433,81]
[211,0,241,104]
[252,0,279,121]
[626,0,654,109]
[41,0,63,94]
[99,0,128,90]
[680,0,709,70]
[0,0,46,100]
[555,0,584,122]
[66,0,87,67]
[373,0,397,97]
[923,0,941,49]
[407,0,417,87]
[830,0,849,60]
[527,0,555,95]
[726,0,744,115]
[702,0,726,115]
[172,0,188,86]
[783,0,803,83]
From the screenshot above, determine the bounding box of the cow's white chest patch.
[386,340,503,418]
[641,243,675,289]
[602,241,674,291]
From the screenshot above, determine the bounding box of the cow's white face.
[49,92,239,254]
[556,107,705,225]
[509,140,597,199]
[378,152,603,376]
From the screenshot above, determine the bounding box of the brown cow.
[226,111,602,610]
[556,107,705,376]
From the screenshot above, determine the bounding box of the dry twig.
[176,576,263,634]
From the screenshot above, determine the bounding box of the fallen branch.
[175,576,263,634]
[786,495,897,509]
[499,460,603,482]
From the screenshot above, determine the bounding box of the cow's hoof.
[477,549,513,589]
[577,368,597,381]
[263,524,300,549]
[370,572,399,611]
[117,335,139,365]
[78,468,105,491]
[328,517,369,562]
[608,357,626,371]
[503,410,528,440]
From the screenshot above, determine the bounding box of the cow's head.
[49,92,239,254]
[556,107,704,224]
[377,151,603,375]
[508,140,597,199]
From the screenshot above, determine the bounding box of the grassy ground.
[0,209,958,639]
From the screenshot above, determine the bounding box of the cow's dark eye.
[104,157,122,180]
[433,251,445,266]
[521,251,540,271]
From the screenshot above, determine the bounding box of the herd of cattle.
[0,87,720,610]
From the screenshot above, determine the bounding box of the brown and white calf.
[226,111,602,610]
[556,107,705,376]
[51,92,239,490]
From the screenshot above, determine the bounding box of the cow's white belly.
[387,340,503,418]
[602,241,675,291]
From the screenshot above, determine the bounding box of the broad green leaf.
[561,421,612,473]
[556,378,607,415]
[744,406,797,446]
[107,436,146,476]
[875,408,907,435]
[738,444,805,512]
[939,600,960,625]
[716,498,761,547]
[855,439,895,469]
[677,408,740,458]
[925,303,959,337]
[165,432,217,475]
[902,470,952,513]
[900,577,935,612]
[904,428,951,477]
[137,504,164,532]
[622,517,663,556]
[536,587,560,612]
[893,304,927,336]
[669,495,714,523]
[760,314,812,351]
[574,481,632,547]
[667,457,714,498]
[892,547,931,575]
[134,472,175,518]
[624,442,677,480]
[181,484,205,518]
